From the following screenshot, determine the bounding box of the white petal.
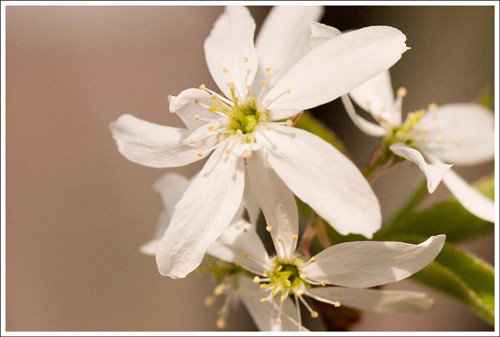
[243,171,261,227]
[417,103,495,165]
[246,151,299,260]
[301,235,446,288]
[266,26,408,120]
[140,238,160,256]
[259,124,381,238]
[168,88,221,130]
[348,70,397,122]
[255,6,324,85]
[155,145,245,278]
[306,287,434,313]
[109,114,217,168]
[308,22,341,50]
[204,6,258,100]
[441,167,495,222]
[239,277,306,331]
[206,219,270,276]
[341,95,387,137]
[389,143,453,193]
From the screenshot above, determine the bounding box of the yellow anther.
[280,295,288,302]
[270,289,277,296]
[265,67,271,73]
[365,100,371,106]
[243,56,248,62]
[214,284,226,296]
[244,151,252,159]
[208,125,215,131]
[455,137,462,148]
[285,280,291,287]
[216,319,226,329]
[333,301,341,307]
[194,99,200,105]
[210,94,217,100]
[311,311,319,318]
[286,88,291,94]
[230,81,236,88]
[189,138,195,144]
[276,318,282,325]
[197,152,203,157]
[246,84,252,91]
[253,276,261,284]
[243,252,248,258]
[276,265,283,272]
[218,135,225,143]
[266,125,272,130]
[320,281,326,286]
[286,119,293,127]
[309,257,317,263]
[427,102,438,111]
[292,234,298,241]
[437,135,444,143]
[222,68,229,73]
[193,114,200,120]
[260,284,267,289]
[260,297,268,303]
[296,289,304,296]
[204,296,214,307]
[299,273,307,279]
[199,84,206,90]
[243,227,248,233]
[277,236,283,242]
[236,129,243,135]
[225,149,231,155]
[260,80,267,86]
[266,225,272,232]
[397,87,407,97]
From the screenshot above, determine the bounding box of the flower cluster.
[110,6,494,331]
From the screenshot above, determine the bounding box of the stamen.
[253,276,261,284]
[309,257,317,263]
[194,99,199,105]
[204,296,214,306]
[292,234,298,241]
[189,138,195,144]
[225,149,231,155]
[455,137,462,148]
[244,151,252,159]
[214,284,226,296]
[216,319,226,329]
[427,102,438,111]
[193,114,200,120]
[297,293,317,318]
[266,225,272,232]
[222,68,229,73]
[243,56,248,62]
[286,119,293,127]
[199,84,206,91]
[218,135,225,143]
[208,125,215,131]
[197,152,203,157]
[397,87,407,97]
[243,252,248,258]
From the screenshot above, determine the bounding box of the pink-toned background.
[5,5,495,331]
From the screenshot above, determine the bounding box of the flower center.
[226,99,269,139]
[384,108,425,147]
[258,256,308,302]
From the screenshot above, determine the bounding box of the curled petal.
[266,26,408,120]
[246,150,299,260]
[259,124,381,238]
[156,145,245,278]
[206,219,270,276]
[301,235,446,288]
[390,143,453,193]
[341,95,387,137]
[204,6,258,100]
[110,114,217,168]
[306,287,434,313]
[417,103,494,165]
[168,88,221,130]
[308,22,341,50]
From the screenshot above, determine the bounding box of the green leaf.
[378,175,494,243]
[409,239,495,326]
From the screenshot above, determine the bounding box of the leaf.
[377,175,494,243]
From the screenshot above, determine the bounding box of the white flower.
[207,199,445,331]
[141,172,304,331]
[310,22,495,222]
[111,6,409,278]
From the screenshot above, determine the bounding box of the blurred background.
[4,4,495,332]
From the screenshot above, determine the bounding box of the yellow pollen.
[193,114,200,120]
[334,301,341,307]
[246,84,252,91]
[296,289,304,296]
[427,102,438,111]
[216,319,226,329]
[236,129,243,135]
[222,68,229,73]
[299,273,307,279]
[437,135,444,143]
[270,289,277,296]
[243,252,248,258]
[456,137,462,147]
[197,152,203,157]
[265,67,271,73]
[260,284,267,289]
[199,84,206,90]
[292,234,298,241]
[243,56,248,62]
[194,99,199,105]
[225,149,231,155]
[218,135,225,143]
[275,318,282,325]
[204,296,214,307]
[397,87,407,97]
[189,138,195,144]
[260,80,267,86]
[277,236,283,242]
[280,295,287,302]
[266,225,272,232]
[253,276,261,284]
[286,88,291,94]
[208,125,215,131]
[276,265,283,272]
[266,125,272,130]
[320,281,326,286]
[286,119,293,127]
[230,81,236,88]
[260,297,268,303]
[244,151,252,159]
[311,311,319,318]
[214,284,226,296]
[309,257,317,263]
[243,228,248,233]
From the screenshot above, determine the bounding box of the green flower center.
[260,257,308,298]
[227,100,269,138]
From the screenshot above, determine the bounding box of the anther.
[246,84,252,92]
[299,273,307,279]
[420,125,428,133]
[275,318,282,325]
[193,114,200,120]
[189,138,194,144]
[234,260,240,266]
[296,289,304,296]
[266,225,272,232]
[214,284,226,296]
[253,276,261,284]
[266,125,272,130]
[260,297,267,303]
[230,82,236,88]
[243,228,248,233]
[365,100,371,106]
[194,99,199,105]
[236,129,243,135]
[455,137,462,148]
[333,301,341,307]
[237,287,243,293]
[427,102,438,111]
[309,257,317,263]
[265,67,271,73]
[311,311,319,318]
[199,84,206,91]
[260,80,267,86]
[380,107,386,112]
[208,125,215,131]
[243,252,248,258]
[397,87,407,97]
[225,149,231,155]
[280,295,288,302]
[243,56,248,62]
[286,88,291,94]
[244,151,252,159]
[277,236,283,242]
[286,119,293,127]
[197,152,203,157]
[204,296,214,307]
[218,135,225,143]
[285,280,291,287]
[216,319,226,329]
[320,281,326,286]
[292,234,298,241]
[222,68,229,73]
